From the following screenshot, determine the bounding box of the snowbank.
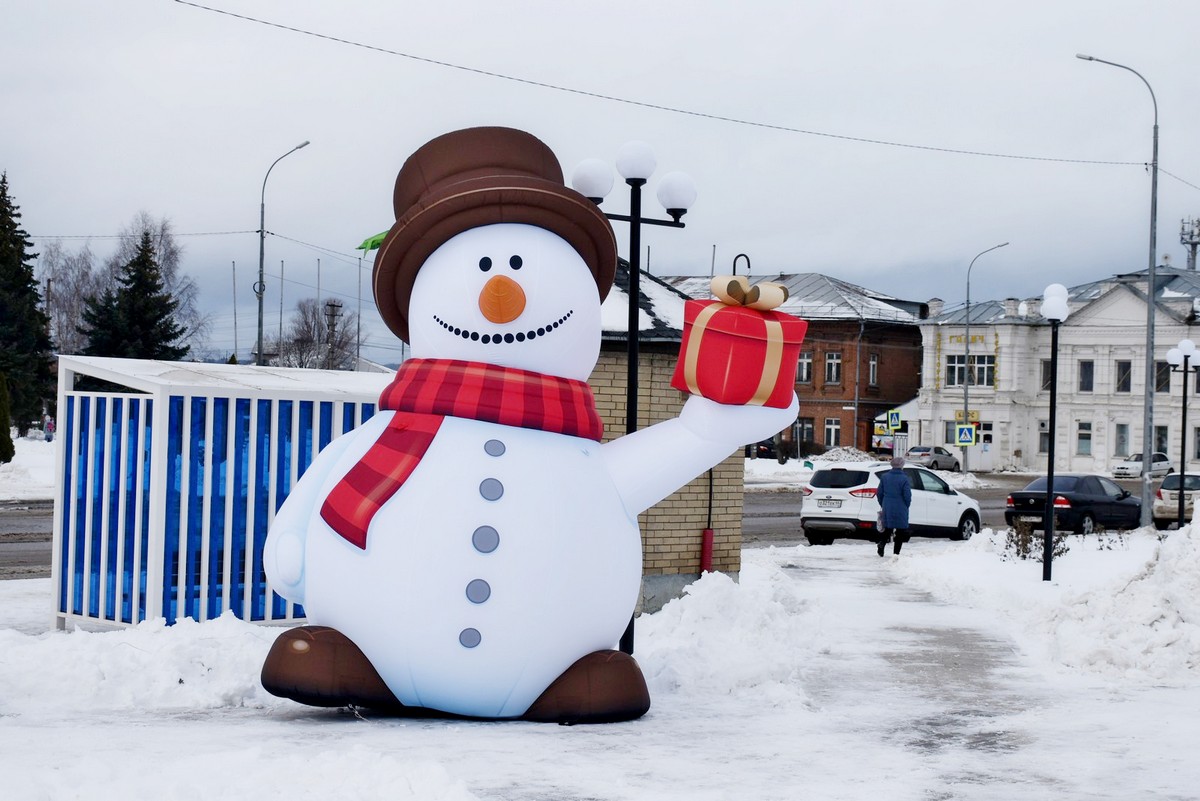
[0,435,55,500]
[893,526,1200,683]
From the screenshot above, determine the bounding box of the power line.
[174,0,1156,169]
[29,230,257,239]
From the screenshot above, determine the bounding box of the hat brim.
[373,175,617,343]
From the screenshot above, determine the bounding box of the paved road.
[0,501,52,580]
[0,473,1147,578]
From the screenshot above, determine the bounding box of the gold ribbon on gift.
[682,280,788,404]
[710,275,789,311]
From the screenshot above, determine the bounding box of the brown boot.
[523,650,651,724]
[261,625,405,711]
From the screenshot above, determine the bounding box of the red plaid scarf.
[320,358,604,549]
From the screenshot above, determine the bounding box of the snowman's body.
[265,221,797,719]
[294,412,640,717]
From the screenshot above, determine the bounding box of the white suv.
[800,461,981,546]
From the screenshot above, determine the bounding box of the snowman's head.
[407,223,602,380]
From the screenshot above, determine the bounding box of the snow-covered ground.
[0,434,56,500]
[2,440,1197,799]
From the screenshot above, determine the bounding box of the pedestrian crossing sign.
[956,424,977,445]
[887,409,901,431]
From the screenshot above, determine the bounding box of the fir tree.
[0,173,54,436]
[79,230,188,361]
[0,373,13,464]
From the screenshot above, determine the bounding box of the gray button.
[484,439,506,457]
[466,579,491,604]
[472,525,500,553]
[480,478,504,501]
[459,628,482,648]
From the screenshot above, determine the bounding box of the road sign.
[956,424,977,446]
[887,409,901,431]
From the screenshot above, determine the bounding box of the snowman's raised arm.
[601,393,798,516]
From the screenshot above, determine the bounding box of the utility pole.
[324,299,343,370]
[1182,218,1200,271]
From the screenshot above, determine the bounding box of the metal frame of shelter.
[51,356,392,631]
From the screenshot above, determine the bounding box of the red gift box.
[670,299,808,408]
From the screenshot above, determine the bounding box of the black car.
[1004,473,1141,535]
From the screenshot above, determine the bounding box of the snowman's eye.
[509,255,523,270]
[479,257,493,272]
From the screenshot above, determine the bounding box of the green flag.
[357,230,389,251]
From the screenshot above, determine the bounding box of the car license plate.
[817,499,841,508]
[1018,515,1041,522]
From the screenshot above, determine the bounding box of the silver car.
[904,445,960,472]
[1151,472,1200,530]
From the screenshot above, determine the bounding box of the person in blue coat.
[876,456,912,556]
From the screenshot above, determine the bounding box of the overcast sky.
[5,1,1200,364]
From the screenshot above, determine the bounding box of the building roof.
[660,272,926,324]
[59,355,395,396]
[928,264,1200,327]
[600,260,690,343]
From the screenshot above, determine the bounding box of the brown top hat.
[373,127,618,342]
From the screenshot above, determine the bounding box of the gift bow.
[710,275,789,311]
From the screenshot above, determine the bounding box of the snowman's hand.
[264,525,306,605]
[679,393,799,449]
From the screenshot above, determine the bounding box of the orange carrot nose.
[478,274,526,324]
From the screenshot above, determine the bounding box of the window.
[797,352,812,384]
[1156,361,1171,392]
[1077,422,1092,455]
[824,353,842,384]
[1040,359,1052,391]
[1078,360,1094,392]
[1038,422,1050,454]
[946,355,966,387]
[824,417,841,446]
[1114,423,1129,457]
[868,354,879,386]
[797,417,815,443]
[1156,425,1170,453]
[1115,360,1132,393]
[1194,426,1200,461]
[969,355,996,388]
[944,421,957,445]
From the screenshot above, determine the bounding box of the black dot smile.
[432,310,574,344]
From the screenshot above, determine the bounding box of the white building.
[917,265,1200,474]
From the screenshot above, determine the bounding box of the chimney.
[1002,297,1020,317]
[927,297,944,318]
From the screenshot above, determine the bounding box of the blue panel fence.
[57,392,377,626]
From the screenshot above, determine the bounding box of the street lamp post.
[1041,284,1070,581]
[256,140,310,366]
[572,144,696,654]
[962,242,1008,472]
[1166,338,1197,527]
[1077,53,1159,525]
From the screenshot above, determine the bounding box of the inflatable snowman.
[261,127,798,723]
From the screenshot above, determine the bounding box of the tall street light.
[1077,53,1159,525]
[256,140,310,366]
[962,241,1008,472]
[572,143,696,655]
[1166,338,1197,528]
[1041,284,1070,581]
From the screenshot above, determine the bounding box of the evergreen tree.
[79,230,189,361]
[0,373,13,464]
[0,173,54,436]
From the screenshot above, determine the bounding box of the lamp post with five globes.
[571,144,696,655]
[1165,338,1197,528]
[1041,284,1070,581]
